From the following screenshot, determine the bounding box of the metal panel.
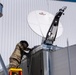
[0,44,76,75]
[0,0,48,69]
[30,50,44,75]
[29,45,76,75]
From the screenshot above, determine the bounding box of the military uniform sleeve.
[9,44,22,68]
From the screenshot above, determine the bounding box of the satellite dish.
[27,10,63,38]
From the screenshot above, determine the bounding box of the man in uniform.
[9,40,31,69]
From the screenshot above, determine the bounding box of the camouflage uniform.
[9,41,29,69]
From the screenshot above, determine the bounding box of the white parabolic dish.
[27,10,63,38]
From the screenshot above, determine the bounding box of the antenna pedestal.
[29,45,62,75]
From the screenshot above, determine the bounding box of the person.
[9,40,31,69]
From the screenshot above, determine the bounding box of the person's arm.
[9,44,22,68]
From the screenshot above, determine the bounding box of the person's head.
[20,40,29,50]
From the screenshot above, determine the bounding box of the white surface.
[0,0,76,69]
[28,10,63,38]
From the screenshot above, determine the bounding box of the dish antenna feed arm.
[43,6,67,45]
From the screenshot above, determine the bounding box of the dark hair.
[20,40,29,47]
